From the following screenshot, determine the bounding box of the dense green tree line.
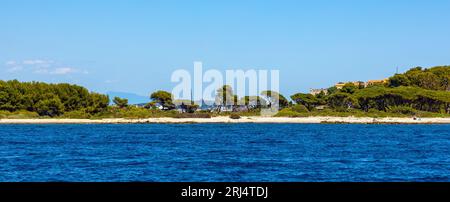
[353,86,450,113]
[287,66,450,115]
[113,97,129,108]
[146,66,450,116]
[2,65,449,118]
[0,80,109,116]
[388,66,450,90]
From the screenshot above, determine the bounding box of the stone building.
[310,88,328,95]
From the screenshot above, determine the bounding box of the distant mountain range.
[107,91,149,105]
[107,91,218,106]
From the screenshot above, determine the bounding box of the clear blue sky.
[1,0,450,97]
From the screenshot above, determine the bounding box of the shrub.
[291,104,309,113]
[229,114,241,119]
[60,109,92,119]
[35,97,65,117]
[0,110,40,119]
[388,106,417,115]
[174,113,212,118]
[275,108,301,117]
[91,107,178,119]
[333,107,350,112]
[367,108,382,113]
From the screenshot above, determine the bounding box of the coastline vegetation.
[280,66,450,118]
[0,65,449,119]
[0,80,109,118]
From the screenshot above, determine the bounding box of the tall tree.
[240,96,267,111]
[261,90,289,109]
[150,90,175,110]
[388,74,411,87]
[215,85,234,112]
[341,83,357,94]
[327,86,338,95]
[290,93,319,111]
[113,97,128,108]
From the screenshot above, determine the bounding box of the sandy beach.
[1,116,450,124]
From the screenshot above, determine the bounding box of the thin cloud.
[5,61,17,66]
[50,67,76,75]
[4,59,88,75]
[23,59,53,65]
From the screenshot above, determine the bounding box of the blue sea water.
[0,124,449,182]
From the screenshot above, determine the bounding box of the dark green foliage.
[150,90,175,110]
[341,83,357,94]
[180,103,199,113]
[327,86,338,95]
[291,104,309,113]
[316,91,326,99]
[35,97,65,116]
[347,66,449,114]
[240,96,267,110]
[394,66,450,90]
[388,74,411,87]
[287,66,450,116]
[327,92,356,109]
[290,93,319,110]
[353,86,450,113]
[0,80,109,117]
[86,93,110,114]
[388,106,417,115]
[2,66,449,119]
[112,97,128,108]
[274,108,304,117]
[229,114,241,119]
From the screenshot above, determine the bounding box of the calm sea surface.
[0,124,449,182]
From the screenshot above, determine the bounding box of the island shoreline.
[1,116,450,124]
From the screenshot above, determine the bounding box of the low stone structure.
[310,88,328,95]
[335,79,388,89]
